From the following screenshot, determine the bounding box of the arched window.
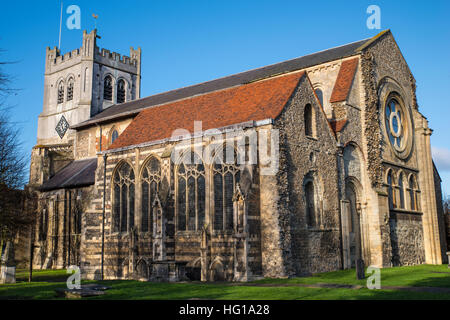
[39,207,48,241]
[67,78,74,101]
[304,104,315,137]
[104,75,113,101]
[387,170,395,209]
[113,162,135,233]
[117,79,126,104]
[141,157,161,233]
[111,130,119,144]
[315,88,323,107]
[177,151,205,231]
[409,175,420,211]
[57,81,65,104]
[305,180,316,227]
[398,172,405,209]
[213,145,240,231]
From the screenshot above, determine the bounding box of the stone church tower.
[29,30,141,187]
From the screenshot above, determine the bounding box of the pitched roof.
[108,71,305,150]
[40,158,97,191]
[329,119,348,134]
[73,38,370,129]
[330,58,359,103]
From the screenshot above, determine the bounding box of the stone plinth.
[0,266,16,284]
[150,261,187,282]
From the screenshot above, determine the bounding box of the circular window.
[381,92,413,160]
[385,98,405,152]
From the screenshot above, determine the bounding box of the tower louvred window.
[57,82,64,104]
[67,79,74,101]
[117,79,126,103]
[104,75,113,101]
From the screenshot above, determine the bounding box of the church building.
[27,29,448,281]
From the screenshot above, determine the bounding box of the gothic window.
[387,170,395,209]
[113,162,135,233]
[141,157,161,233]
[315,88,323,107]
[304,104,315,137]
[409,175,420,211]
[67,78,74,101]
[104,75,113,101]
[117,79,126,104]
[57,81,64,104]
[39,207,48,241]
[398,172,405,209]
[212,145,241,231]
[177,151,206,231]
[111,130,119,144]
[305,180,316,228]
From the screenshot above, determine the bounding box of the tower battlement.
[45,30,141,74]
[95,47,140,67]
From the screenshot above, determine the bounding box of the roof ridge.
[73,36,373,129]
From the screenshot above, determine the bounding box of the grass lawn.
[0,265,448,300]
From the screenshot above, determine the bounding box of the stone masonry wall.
[274,75,341,275]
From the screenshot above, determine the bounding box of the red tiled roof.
[329,58,359,103]
[108,71,306,150]
[329,119,348,134]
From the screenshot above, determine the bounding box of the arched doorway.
[345,182,363,268]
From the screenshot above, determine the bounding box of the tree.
[0,52,31,258]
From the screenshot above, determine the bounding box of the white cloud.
[432,147,450,172]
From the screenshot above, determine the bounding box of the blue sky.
[0,0,449,196]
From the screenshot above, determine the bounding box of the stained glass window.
[176,151,205,231]
[112,162,135,233]
[212,145,241,231]
[141,157,161,233]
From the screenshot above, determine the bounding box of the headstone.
[0,241,16,284]
[447,252,450,268]
[356,259,365,280]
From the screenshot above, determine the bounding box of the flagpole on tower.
[58,1,63,49]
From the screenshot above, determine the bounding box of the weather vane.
[93,13,99,30]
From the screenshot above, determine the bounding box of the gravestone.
[0,241,16,284]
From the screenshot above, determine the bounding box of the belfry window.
[57,82,64,104]
[117,79,126,104]
[212,146,240,231]
[67,78,74,101]
[304,104,315,137]
[104,75,113,101]
[113,162,135,233]
[177,151,206,231]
